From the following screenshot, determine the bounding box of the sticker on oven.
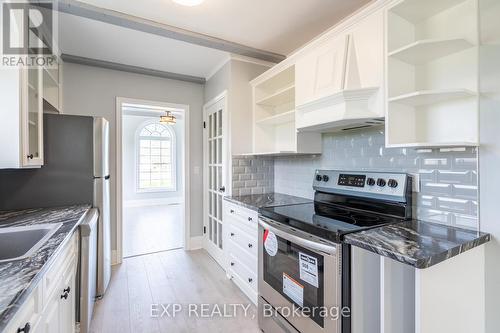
[263,229,278,256]
[299,252,319,288]
[283,273,304,307]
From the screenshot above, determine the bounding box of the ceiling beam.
[52,0,286,64]
[61,54,206,84]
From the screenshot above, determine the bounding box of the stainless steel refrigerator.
[0,114,111,297]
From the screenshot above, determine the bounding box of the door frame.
[115,97,191,264]
[202,90,229,265]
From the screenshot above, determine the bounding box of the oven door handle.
[259,218,338,255]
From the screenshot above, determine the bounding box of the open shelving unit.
[386,0,479,148]
[42,61,61,114]
[251,65,321,155]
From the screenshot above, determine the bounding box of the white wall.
[122,114,184,204]
[62,62,205,253]
[479,0,500,331]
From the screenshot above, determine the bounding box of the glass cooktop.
[259,202,405,243]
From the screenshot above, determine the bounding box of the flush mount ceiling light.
[172,0,204,6]
[160,111,177,125]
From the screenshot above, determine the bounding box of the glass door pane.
[27,68,41,160]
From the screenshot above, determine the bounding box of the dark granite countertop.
[0,205,91,331]
[344,220,490,269]
[224,193,312,211]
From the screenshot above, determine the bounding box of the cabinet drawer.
[228,253,257,292]
[226,222,258,259]
[227,241,257,274]
[3,285,42,333]
[223,201,258,228]
[42,232,78,309]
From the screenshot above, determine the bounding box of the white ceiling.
[71,0,371,55]
[59,13,230,79]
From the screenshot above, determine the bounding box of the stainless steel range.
[258,170,413,333]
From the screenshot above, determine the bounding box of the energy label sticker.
[263,229,278,256]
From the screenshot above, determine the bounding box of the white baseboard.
[124,197,183,208]
[189,236,203,250]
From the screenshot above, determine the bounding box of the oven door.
[258,216,342,333]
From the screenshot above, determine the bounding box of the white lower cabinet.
[4,232,78,333]
[223,201,259,305]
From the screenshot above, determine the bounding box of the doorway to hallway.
[117,98,188,259]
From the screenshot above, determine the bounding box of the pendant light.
[160,111,176,125]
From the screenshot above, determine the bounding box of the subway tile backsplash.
[273,127,479,230]
[231,156,274,196]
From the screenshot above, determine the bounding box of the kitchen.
[0,0,498,333]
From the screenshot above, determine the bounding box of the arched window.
[136,121,176,191]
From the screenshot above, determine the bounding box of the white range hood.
[295,86,383,132]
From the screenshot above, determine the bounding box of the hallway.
[89,249,260,333]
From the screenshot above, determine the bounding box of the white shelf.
[391,0,468,23]
[387,141,478,148]
[388,89,476,107]
[388,38,474,65]
[256,83,295,107]
[256,110,295,126]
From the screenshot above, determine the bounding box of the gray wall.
[479,0,500,331]
[122,114,184,203]
[62,62,205,252]
[273,127,479,230]
[204,61,231,103]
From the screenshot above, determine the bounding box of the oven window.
[263,234,325,328]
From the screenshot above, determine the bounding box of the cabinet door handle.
[248,278,253,283]
[17,322,30,333]
[230,209,235,213]
[230,232,235,237]
[219,186,226,192]
[61,292,69,299]
[230,262,235,266]
[248,243,253,248]
[27,154,34,160]
[248,217,253,221]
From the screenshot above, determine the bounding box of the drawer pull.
[248,243,253,248]
[17,322,30,333]
[27,154,34,160]
[230,209,235,213]
[248,278,253,283]
[230,232,235,237]
[230,262,235,266]
[248,217,253,221]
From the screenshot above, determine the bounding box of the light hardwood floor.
[123,204,183,257]
[90,249,260,333]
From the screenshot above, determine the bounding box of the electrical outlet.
[409,173,420,193]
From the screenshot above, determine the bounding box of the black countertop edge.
[0,205,91,331]
[343,220,491,269]
[223,193,312,212]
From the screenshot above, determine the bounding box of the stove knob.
[367,178,376,186]
[315,174,323,182]
[377,178,386,187]
[322,175,330,182]
[388,179,398,188]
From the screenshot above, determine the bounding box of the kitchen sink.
[0,223,62,263]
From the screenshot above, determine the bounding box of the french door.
[203,94,227,266]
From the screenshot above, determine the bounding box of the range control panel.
[313,170,411,202]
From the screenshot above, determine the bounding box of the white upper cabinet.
[0,5,61,169]
[294,10,385,132]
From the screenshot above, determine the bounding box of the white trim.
[189,236,204,250]
[123,197,183,208]
[230,54,276,68]
[135,119,177,193]
[205,54,275,82]
[111,250,118,266]
[116,97,190,264]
